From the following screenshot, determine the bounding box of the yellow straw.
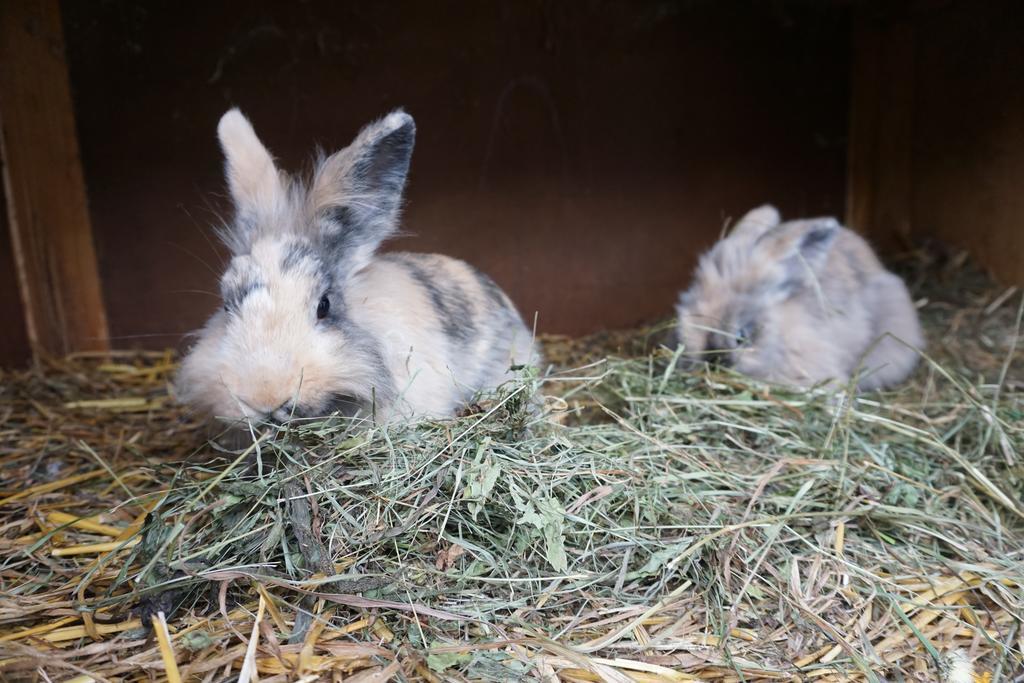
[151,612,183,683]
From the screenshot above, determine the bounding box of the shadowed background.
[1,0,1021,365]
[59,0,850,347]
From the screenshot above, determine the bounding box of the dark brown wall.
[0,188,31,366]
[60,0,850,349]
[909,0,1024,284]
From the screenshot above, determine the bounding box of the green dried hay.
[0,260,1021,681]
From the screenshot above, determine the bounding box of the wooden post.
[0,0,109,357]
[845,7,916,250]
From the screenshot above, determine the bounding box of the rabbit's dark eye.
[316,294,330,320]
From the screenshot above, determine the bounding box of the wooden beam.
[845,7,916,250]
[0,0,108,357]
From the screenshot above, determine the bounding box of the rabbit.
[175,108,539,425]
[674,205,924,391]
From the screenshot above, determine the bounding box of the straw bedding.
[0,255,1021,682]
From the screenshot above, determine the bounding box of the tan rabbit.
[674,205,923,390]
[176,109,539,425]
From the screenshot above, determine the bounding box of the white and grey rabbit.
[674,205,923,390]
[176,108,539,424]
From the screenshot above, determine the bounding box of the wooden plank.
[0,0,108,357]
[907,0,1024,286]
[0,182,31,366]
[845,7,916,250]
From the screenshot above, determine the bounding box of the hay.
[0,259,1021,682]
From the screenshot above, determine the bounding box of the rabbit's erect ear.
[729,205,781,244]
[312,110,416,274]
[762,217,841,287]
[788,218,840,266]
[217,109,285,223]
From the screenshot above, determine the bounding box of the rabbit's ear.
[311,110,415,275]
[788,218,840,267]
[730,205,781,243]
[217,109,285,228]
[762,217,841,287]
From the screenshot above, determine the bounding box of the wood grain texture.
[0,0,108,356]
[848,0,1024,286]
[846,6,916,250]
[909,0,1024,286]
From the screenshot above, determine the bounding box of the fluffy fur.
[674,205,923,390]
[177,109,538,424]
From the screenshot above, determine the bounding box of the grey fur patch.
[470,266,511,311]
[322,296,396,409]
[396,256,476,345]
[797,221,840,263]
[221,280,265,313]
[322,393,362,418]
[768,221,841,303]
[325,205,357,230]
[281,241,318,273]
[317,114,416,276]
